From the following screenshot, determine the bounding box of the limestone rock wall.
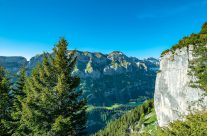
[154,45,207,127]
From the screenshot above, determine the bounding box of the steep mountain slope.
[155,23,207,127]
[155,45,207,127]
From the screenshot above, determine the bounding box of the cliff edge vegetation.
[161,22,207,56]
[157,111,207,136]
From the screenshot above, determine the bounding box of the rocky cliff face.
[154,45,207,127]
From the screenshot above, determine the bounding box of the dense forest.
[94,99,157,136]
[94,101,207,136]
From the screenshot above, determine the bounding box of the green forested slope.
[94,100,157,136]
[94,100,207,136]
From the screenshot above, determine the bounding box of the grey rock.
[154,45,207,127]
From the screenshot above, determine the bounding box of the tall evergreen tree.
[20,56,56,135]
[52,38,87,135]
[0,67,12,136]
[20,38,86,135]
[8,68,27,135]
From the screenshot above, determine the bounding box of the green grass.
[87,102,143,112]
[144,110,157,124]
[87,104,127,112]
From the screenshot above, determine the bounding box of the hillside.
[94,100,157,136]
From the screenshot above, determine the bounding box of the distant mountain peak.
[109,51,124,56]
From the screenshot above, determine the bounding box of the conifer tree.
[0,67,12,136]
[52,38,87,135]
[20,56,56,135]
[12,68,27,115]
[8,68,27,135]
[20,38,86,135]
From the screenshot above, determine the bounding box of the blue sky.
[0,0,207,60]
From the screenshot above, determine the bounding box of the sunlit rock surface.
[154,45,207,127]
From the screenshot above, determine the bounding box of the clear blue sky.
[0,0,207,60]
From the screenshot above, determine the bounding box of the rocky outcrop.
[154,45,207,127]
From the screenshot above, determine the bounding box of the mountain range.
[0,51,159,106]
